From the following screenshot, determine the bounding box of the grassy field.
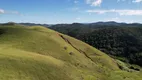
[0,24,141,80]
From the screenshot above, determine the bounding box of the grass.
[0,24,141,80]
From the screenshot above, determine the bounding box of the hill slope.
[50,23,142,66]
[0,24,142,80]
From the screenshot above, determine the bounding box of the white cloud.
[74,0,79,4]
[86,0,102,6]
[76,17,81,20]
[132,0,142,3]
[0,8,22,16]
[117,0,126,2]
[86,9,142,16]
[0,9,5,14]
[9,11,19,14]
[70,7,79,11]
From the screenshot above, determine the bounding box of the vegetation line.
[59,34,94,62]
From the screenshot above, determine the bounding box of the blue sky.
[0,0,142,24]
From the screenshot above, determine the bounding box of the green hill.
[0,24,142,80]
[50,23,142,67]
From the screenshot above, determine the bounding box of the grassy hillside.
[0,24,142,80]
[50,24,142,66]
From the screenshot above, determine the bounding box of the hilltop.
[0,24,142,80]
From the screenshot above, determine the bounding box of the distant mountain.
[50,22,142,67]
[89,21,126,26]
[20,23,50,27]
[19,21,142,28]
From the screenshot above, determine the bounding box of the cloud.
[86,0,102,6]
[86,9,142,16]
[0,9,5,14]
[76,17,81,20]
[70,7,79,11]
[8,11,20,14]
[117,0,126,2]
[0,8,23,16]
[74,0,79,4]
[132,0,142,3]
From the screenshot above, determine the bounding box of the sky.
[0,0,142,24]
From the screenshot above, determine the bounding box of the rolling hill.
[50,23,142,67]
[0,24,142,80]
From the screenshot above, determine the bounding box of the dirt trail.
[59,34,94,62]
